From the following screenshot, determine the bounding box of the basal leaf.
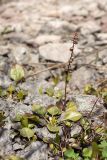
[8,155,23,160]
[66,101,77,112]
[64,149,79,159]
[47,106,61,116]
[47,123,60,133]
[83,148,92,158]
[21,116,28,127]
[20,127,34,139]
[17,90,27,101]
[46,87,54,97]
[61,111,82,122]
[10,64,25,82]
[102,147,107,158]
[32,104,46,115]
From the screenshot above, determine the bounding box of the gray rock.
[97,33,107,40]
[98,48,107,64]
[68,94,105,116]
[12,44,39,64]
[0,75,12,88]
[0,46,9,55]
[35,34,61,45]
[59,5,88,18]
[0,119,13,157]
[40,19,77,35]
[70,66,100,89]
[80,21,101,35]
[70,125,82,137]
[13,143,24,151]
[39,42,81,62]
[19,80,57,106]
[18,141,48,160]
[34,127,56,140]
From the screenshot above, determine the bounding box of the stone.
[68,94,105,116]
[18,141,48,160]
[97,33,107,40]
[70,125,82,137]
[12,44,39,64]
[0,46,9,55]
[0,75,12,88]
[70,66,100,89]
[29,53,39,64]
[12,45,30,64]
[35,34,61,45]
[13,143,24,151]
[39,42,81,62]
[98,49,107,64]
[59,5,88,17]
[34,127,56,140]
[80,21,101,35]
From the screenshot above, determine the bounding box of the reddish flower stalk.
[64,32,78,108]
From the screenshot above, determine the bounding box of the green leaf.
[54,133,60,144]
[38,86,43,95]
[61,111,82,122]
[28,124,35,129]
[54,90,63,99]
[32,104,46,115]
[8,155,23,160]
[83,148,92,158]
[64,149,79,159]
[10,64,25,82]
[47,123,60,133]
[80,118,90,130]
[47,106,61,116]
[99,140,107,148]
[66,101,77,111]
[102,147,107,158]
[21,116,28,127]
[7,84,15,95]
[17,90,27,101]
[99,141,107,158]
[20,127,34,139]
[52,75,59,85]
[46,87,54,97]
[25,114,40,124]
[84,84,96,95]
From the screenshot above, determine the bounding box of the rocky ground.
[0,0,107,159]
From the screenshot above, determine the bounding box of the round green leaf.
[20,127,34,139]
[47,123,60,133]
[8,155,23,160]
[64,149,79,159]
[21,116,28,127]
[83,148,92,158]
[61,111,82,122]
[46,87,54,97]
[102,147,107,158]
[66,101,77,112]
[47,106,61,116]
[32,104,46,115]
[10,64,25,82]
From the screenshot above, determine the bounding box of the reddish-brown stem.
[64,32,78,108]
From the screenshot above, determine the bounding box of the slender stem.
[64,34,77,107]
